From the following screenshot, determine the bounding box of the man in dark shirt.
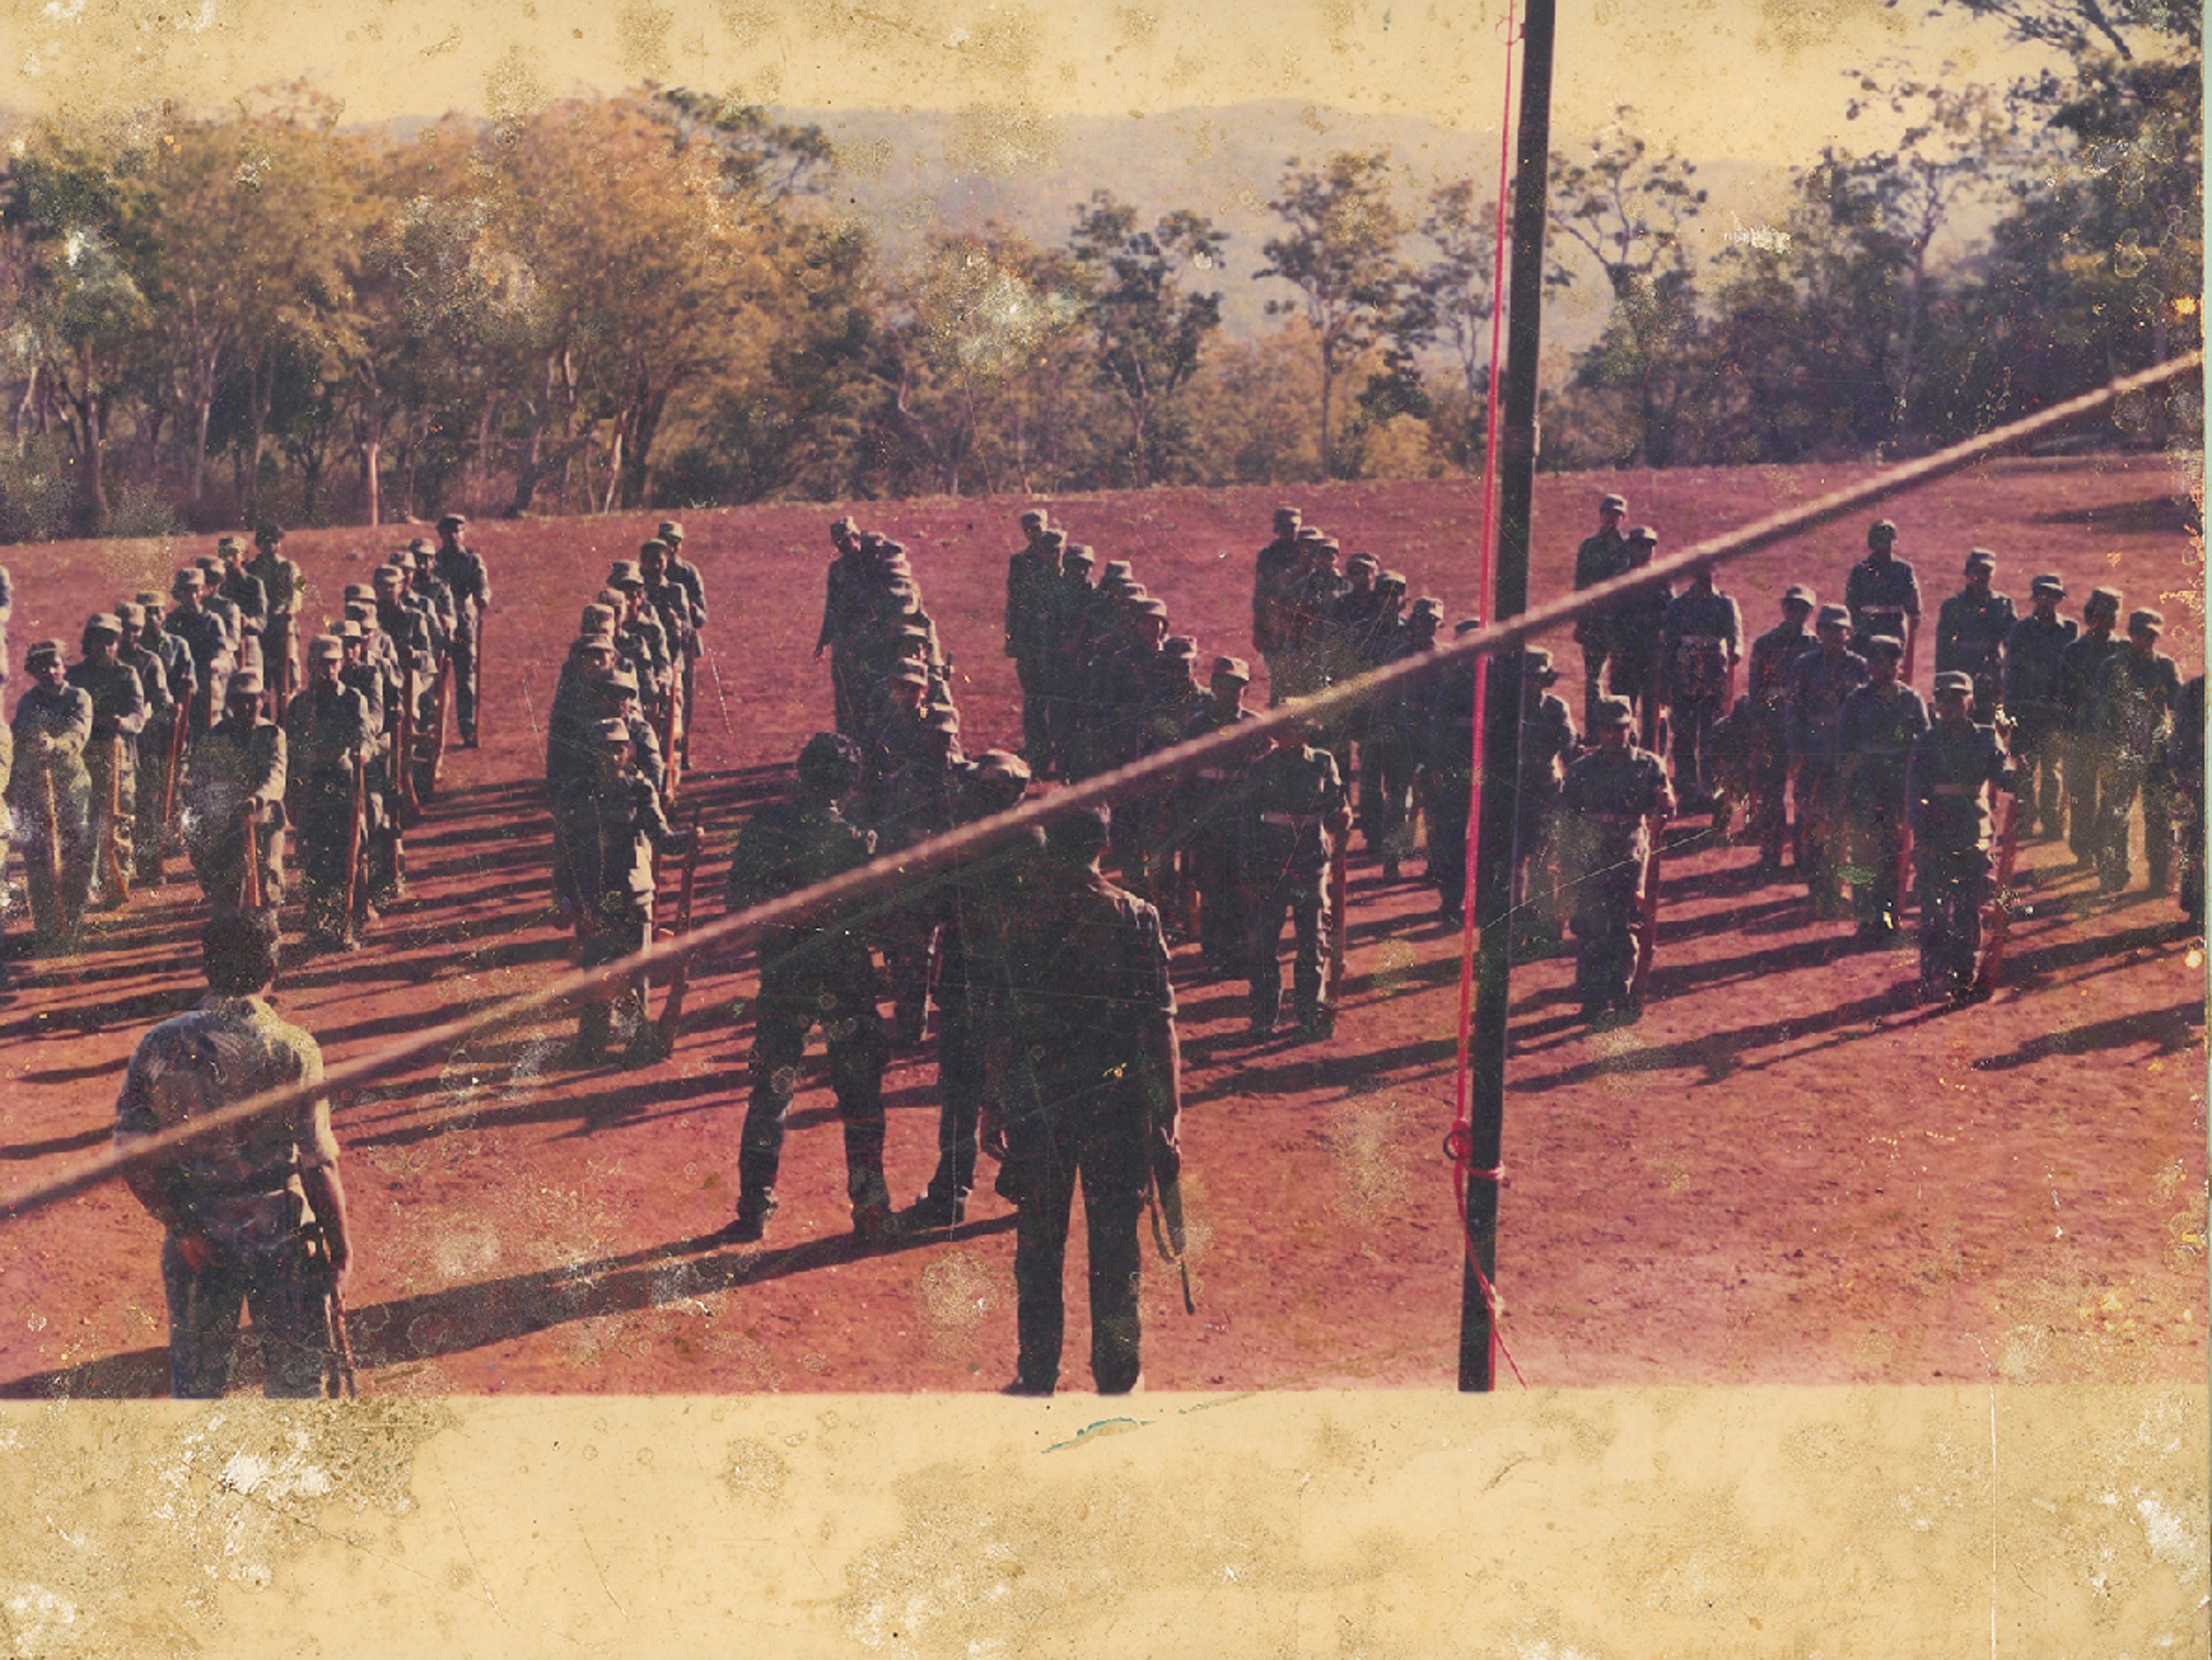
[1658,560,1742,813]
[1844,519,1922,683]
[1605,526,1672,748]
[2091,608,2182,896]
[2056,587,2126,869]
[1745,584,1817,876]
[1239,710,1351,1039]
[1788,605,1871,917]
[1837,636,1928,941]
[1251,506,1306,699]
[1558,696,1674,1021]
[1934,549,2016,718]
[2002,574,2078,840]
[1907,672,2016,1003]
[1571,491,1631,725]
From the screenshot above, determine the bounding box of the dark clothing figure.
[1252,534,1305,697]
[1006,538,1060,763]
[1604,580,1671,744]
[123,636,181,881]
[1571,527,1631,723]
[1238,741,1347,1033]
[816,551,874,737]
[1745,621,1812,867]
[434,540,489,743]
[1906,719,2015,999]
[1557,742,1673,1017]
[2092,647,2181,894]
[2003,610,2078,838]
[1837,681,1929,934]
[68,656,149,905]
[181,718,287,913]
[2167,675,2204,925]
[283,682,373,945]
[1179,701,1263,976]
[1423,658,1483,923]
[7,681,94,947]
[165,606,234,735]
[1935,587,2016,715]
[2057,627,2126,867]
[1659,583,1742,809]
[1787,646,1871,913]
[554,764,683,1059]
[1844,555,1921,664]
[1517,679,1578,950]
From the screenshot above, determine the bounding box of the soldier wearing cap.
[1363,594,1441,881]
[1658,560,1741,814]
[1559,696,1674,1021]
[1515,648,1579,953]
[1239,704,1351,1038]
[182,669,288,916]
[722,733,895,1245]
[1571,492,1633,724]
[604,560,673,708]
[1934,549,2016,719]
[593,666,666,800]
[246,522,303,700]
[335,621,395,912]
[1602,527,1671,746]
[2001,574,2077,839]
[284,638,375,950]
[1837,635,1929,941]
[1786,603,1871,916]
[880,704,968,1048]
[1423,619,1490,926]
[1279,537,1347,706]
[2090,607,2181,896]
[2056,587,2126,868]
[815,517,872,736]
[1329,558,1398,850]
[553,715,690,1064]
[212,536,270,653]
[1907,671,2016,1001]
[1005,513,1062,763]
[655,520,708,637]
[1845,520,1922,681]
[115,602,178,885]
[431,513,489,747]
[1121,634,1209,909]
[68,612,150,908]
[404,538,458,659]
[8,640,95,951]
[1745,584,1817,876]
[1038,544,1098,777]
[1252,507,1306,696]
[1180,656,1264,977]
[2166,672,2205,925]
[194,556,244,660]
[165,567,234,737]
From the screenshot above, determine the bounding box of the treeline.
[0,0,2195,537]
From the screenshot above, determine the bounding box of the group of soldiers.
[1,518,489,959]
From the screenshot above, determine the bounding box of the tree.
[1416,179,1501,444]
[1065,191,1226,488]
[1255,150,1414,480]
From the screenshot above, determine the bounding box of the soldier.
[993,803,1180,1397]
[1239,708,1351,1039]
[2001,574,2077,841]
[182,670,287,916]
[405,538,458,661]
[1038,544,1098,777]
[1837,636,1929,943]
[113,909,353,1398]
[1658,560,1741,815]
[814,517,872,737]
[1745,585,1817,876]
[594,667,667,800]
[115,602,178,885]
[194,556,244,671]
[639,539,697,729]
[1934,549,2016,718]
[1517,648,1580,954]
[1786,604,1871,916]
[165,567,234,736]
[67,612,149,909]
[877,704,966,1046]
[547,620,624,796]
[606,561,674,709]
[654,520,706,751]
[2056,587,2126,870]
[1181,656,1262,977]
[246,522,304,701]
[553,718,690,1064]
[1124,634,1208,907]
[1571,491,1631,724]
[1605,526,1672,748]
[1251,506,1306,700]
[431,513,490,747]
[1906,672,2016,1003]
[7,640,94,952]
[1844,519,1922,682]
[284,638,374,950]
[335,621,393,918]
[346,602,409,906]
[1279,537,1347,705]
[2167,673,2205,927]
[1557,697,1674,1023]
[212,536,270,661]
[2091,608,2181,896]
[1005,512,1062,764]
[908,748,1036,1228]
[1423,620,1488,927]
[1366,593,1440,881]
[723,733,895,1245]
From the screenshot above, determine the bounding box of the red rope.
[1447,0,1526,1388]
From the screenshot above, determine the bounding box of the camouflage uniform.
[1907,689,2016,999]
[1786,623,1871,914]
[2056,606,2126,867]
[2000,585,2077,840]
[1837,667,1929,936]
[552,739,685,1060]
[68,634,150,905]
[183,707,288,916]
[283,672,373,945]
[7,658,95,946]
[1239,735,1347,1035]
[1558,710,1674,1017]
[2091,623,2181,894]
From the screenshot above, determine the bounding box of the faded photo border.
[0,0,2203,1654]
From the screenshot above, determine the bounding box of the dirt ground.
[0,451,2202,1397]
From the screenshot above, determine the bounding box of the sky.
[0,0,2074,169]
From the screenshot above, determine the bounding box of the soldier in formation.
[1934,549,2015,719]
[182,668,287,916]
[1907,672,2017,1003]
[68,612,149,910]
[1558,696,1674,1023]
[284,637,374,950]
[1239,709,1351,1039]
[8,639,94,952]
[1837,635,1927,943]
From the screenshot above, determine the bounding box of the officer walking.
[1906,672,2016,1003]
[1005,511,1062,765]
[2002,574,2077,840]
[814,516,872,737]
[1837,636,1928,942]
[1844,520,1922,682]
[8,640,94,952]
[1934,549,2016,717]
[1558,697,1674,1022]
[1239,708,1351,1039]
[283,638,374,950]
[181,670,287,916]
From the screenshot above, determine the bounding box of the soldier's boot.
[722,1189,776,1244]
[849,1167,899,1245]
[574,999,613,1064]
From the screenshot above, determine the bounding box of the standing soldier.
[1004,511,1062,766]
[1786,605,1871,917]
[2001,574,2077,841]
[878,704,966,1047]
[1516,648,1580,955]
[1423,620,1488,927]
[1557,697,1674,1023]
[1658,560,1742,815]
[1934,549,2016,719]
[1745,585,1817,877]
[212,537,269,672]
[639,539,698,748]
[722,733,895,1245]
[1280,538,1347,706]
[115,602,177,887]
[2166,673,2204,927]
[1126,635,1208,907]
[113,909,353,1399]
[133,592,198,875]
[8,640,94,952]
[245,522,304,703]
[1605,526,1672,748]
[2057,587,2125,870]
[181,670,286,916]
[814,517,871,737]
[1571,491,1631,724]
[1239,709,1351,1039]
[655,520,706,752]
[165,567,234,737]
[1181,656,1262,977]
[1836,636,1929,943]
[2091,608,2181,896]
[553,718,690,1064]
[994,804,1181,1398]
[606,563,673,710]
[284,638,373,951]
[336,621,392,917]
[1906,673,2016,1003]
[433,512,490,748]
[347,601,409,906]
[1038,544,1098,777]
[1366,594,1441,881]
[1845,520,1922,683]
[67,613,149,909]
[405,538,457,663]
[1251,506,1305,701]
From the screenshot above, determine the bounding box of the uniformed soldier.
[405,538,458,661]
[723,732,895,1245]
[1934,549,2016,718]
[1327,556,1390,846]
[194,555,244,668]
[1999,574,2077,841]
[1786,604,1871,916]
[639,539,697,713]
[2090,607,2181,896]
[283,638,374,950]
[653,520,706,750]
[7,640,94,951]
[181,670,286,916]
[1517,648,1579,954]
[165,567,234,736]
[1571,492,1632,723]
[431,513,490,747]
[1423,619,1488,927]
[1181,656,1262,977]
[554,717,690,1064]
[246,522,304,702]
[993,802,1181,1397]
[547,622,623,796]
[2056,587,2126,869]
[1745,584,1817,876]
[1837,636,1929,941]
[1277,538,1347,704]
[347,600,409,905]
[115,601,179,885]
[1605,526,1672,747]
[1005,512,1062,764]
[212,536,269,660]
[335,621,393,918]
[1365,594,1440,880]
[2167,673,2205,926]
[113,909,353,1398]
[1251,506,1306,700]
[594,667,666,799]
[1844,520,1922,681]
[68,612,149,909]
[1658,560,1741,814]
[1239,709,1351,1038]
[1906,672,2016,1003]
[814,517,872,736]
[1124,634,1208,909]
[1558,696,1674,1022]
[604,561,673,710]
[878,704,966,1047]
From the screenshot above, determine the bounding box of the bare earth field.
[0,451,2202,1397]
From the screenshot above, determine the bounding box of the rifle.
[102,733,128,904]
[1973,791,2025,998]
[341,753,366,939]
[659,672,683,803]
[426,657,451,798]
[1628,815,1669,1009]
[241,802,263,910]
[310,1220,357,1399]
[1147,1164,1197,1315]
[1327,821,1348,1006]
[159,688,189,873]
[396,657,418,824]
[652,803,704,1058]
[39,749,62,919]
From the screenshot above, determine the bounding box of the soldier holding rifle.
[1906,672,2017,1004]
[8,640,93,953]
[245,522,304,705]
[182,670,287,916]
[1559,696,1674,1024]
[68,612,150,910]
[284,638,374,951]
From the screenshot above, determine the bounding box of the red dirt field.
[0,451,2202,1397]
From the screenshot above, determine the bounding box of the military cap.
[1526,647,1558,682]
[1410,597,1445,620]
[195,555,224,573]
[1344,551,1380,574]
[969,749,1032,789]
[1599,493,1628,513]
[2129,607,2165,634]
[308,636,344,662]
[1313,538,1340,554]
[891,662,930,688]
[797,731,862,790]
[344,602,374,624]
[1625,525,1658,546]
[1133,597,1170,619]
[576,636,618,660]
[403,537,435,559]
[1039,529,1067,549]
[639,539,669,559]
[134,590,164,609]
[598,666,641,695]
[1063,545,1096,567]
[1863,634,1904,662]
[1121,583,1150,602]
[1781,584,1817,610]
[922,706,962,735]
[1964,548,1996,572]
[254,521,284,545]
[1295,525,1323,543]
[1163,635,1199,659]
[116,601,146,627]
[1018,509,1048,527]
[342,582,375,603]
[1101,560,1134,583]
[1868,520,1897,543]
[592,587,626,612]
[656,520,685,543]
[1932,671,1974,698]
[2086,586,2123,614]
[227,669,263,697]
[337,619,365,641]
[2030,574,2065,597]
[1211,655,1252,683]
[1377,569,1408,590]
[1591,695,1634,728]
[216,534,247,556]
[171,567,205,593]
[373,563,409,583]
[579,603,619,636]
[1815,603,1851,630]
[591,717,631,745]
[605,560,643,587]
[830,516,859,538]
[82,612,122,639]
[1454,618,1485,636]
[1274,505,1303,522]
[438,513,467,533]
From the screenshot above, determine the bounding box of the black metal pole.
[1460,0,1557,1393]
